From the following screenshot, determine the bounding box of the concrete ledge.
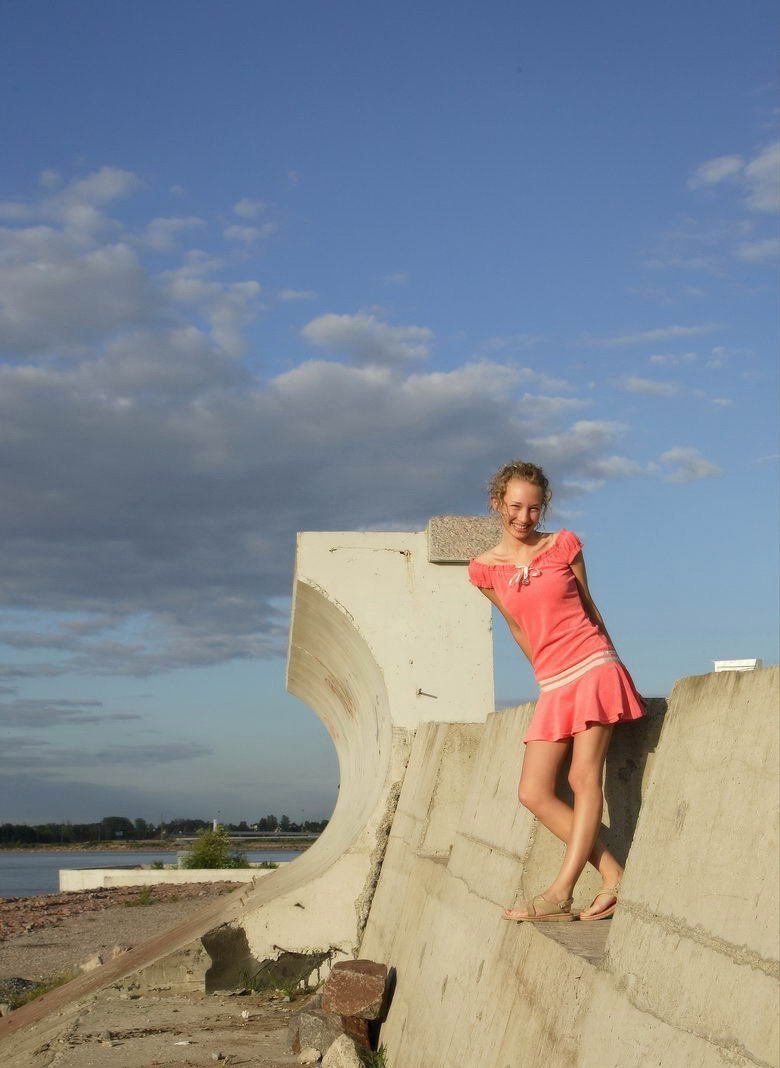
[425,514,500,563]
[59,866,281,892]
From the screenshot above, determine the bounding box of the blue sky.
[0,2,777,824]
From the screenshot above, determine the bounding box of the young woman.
[467,460,647,922]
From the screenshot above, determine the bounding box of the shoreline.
[0,840,315,853]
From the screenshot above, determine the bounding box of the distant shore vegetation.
[180,825,251,869]
[0,813,328,848]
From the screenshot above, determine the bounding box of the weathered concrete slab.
[593,666,780,1067]
[426,514,501,563]
[359,668,778,1066]
[60,867,278,892]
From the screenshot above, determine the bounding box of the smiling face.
[492,477,545,542]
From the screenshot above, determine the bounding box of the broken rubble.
[321,959,387,1019]
[321,1034,362,1068]
[288,991,343,1057]
[298,1047,321,1065]
[79,952,104,973]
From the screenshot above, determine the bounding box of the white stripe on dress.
[536,649,622,693]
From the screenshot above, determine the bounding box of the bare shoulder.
[473,549,500,565]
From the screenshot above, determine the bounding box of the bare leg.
[503,725,623,919]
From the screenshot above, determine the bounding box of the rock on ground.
[322,1033,363,1068]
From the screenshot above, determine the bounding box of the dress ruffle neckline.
[472,529,568,570]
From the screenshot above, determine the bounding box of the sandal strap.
[530,893,573,915]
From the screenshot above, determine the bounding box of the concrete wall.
[360,666,779,1068]
[58,866,280,891]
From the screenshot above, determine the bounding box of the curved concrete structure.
[0,520,495,1054]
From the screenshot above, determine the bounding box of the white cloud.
[620,375,680,397]
[515,393,591,417]
[159,256,263,357]
[743,141,780,212]
[0,201,35,221]
[223,222,276,245]
[706,344,754,368]
[587,324,721,347]
[687,155,744,189]
[277,288,318,302]
[619,366,735,406]
[648,352,697,366]
[38,169,62,189]
[735,237,780,263]
[138,215,205,252]
[688,141,780,213]
[528,421,647,489]
[0,166,144,259]
[62,166,141,207]
[233,198,268,219]
[642,253,723,275]
[383,271,409,286]
[589,455,646,477]
[514,367,575,393]
[659,446,722,482]
[628,282,709,304]
[301,312,433,367]
[478,333,545,353]
[0,233,154,354]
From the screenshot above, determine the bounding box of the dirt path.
[3,987,305,1067]
[0,885,310,1066]
[0,884,241,986]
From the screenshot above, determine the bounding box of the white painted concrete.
[230,529,494,975]
[58,867,280,891]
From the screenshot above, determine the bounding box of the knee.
[517,783,550,812]
[567,767,603,796]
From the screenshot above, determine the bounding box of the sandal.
[503,892,575,923]
[578,880,621,922]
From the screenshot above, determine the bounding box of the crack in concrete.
[612,899,779,978]
[456,830,526,866]
[608,968,776,1068]
[354,780,403,951]
[328,547,413,558]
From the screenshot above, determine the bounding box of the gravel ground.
[2,988,306,1067]
[0,884,241,986]
[0,884,315,1066]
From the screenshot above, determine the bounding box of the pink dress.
[467,528,646,744]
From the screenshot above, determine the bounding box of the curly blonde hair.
[486,460,552,527]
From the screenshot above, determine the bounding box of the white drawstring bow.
[508,564,542,588]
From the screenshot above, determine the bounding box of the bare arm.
[569,551,618,651]
[473,586,533,663]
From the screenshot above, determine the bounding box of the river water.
[0,849,304,898]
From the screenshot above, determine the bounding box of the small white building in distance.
[713,658,763,672]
